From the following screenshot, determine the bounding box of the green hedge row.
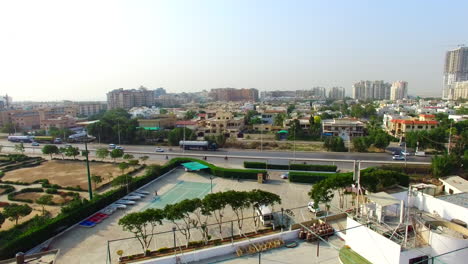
[288,171,339,183]
[243,161,337,172]
[173,158,265,179]
[7,188,44,203]
[0,157,260,259]
[0,185,15,195]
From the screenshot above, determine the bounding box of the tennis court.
[141,180,214,211]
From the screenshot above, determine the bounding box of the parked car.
[116,200,136,205]
[155,147,164,152]
[124,195,142,200]
[115,146,124,150]
[415,151,426,157]
[280,172,289,179]
[392,155,405,160]
[307,202,321,213]
[31,142,40,146]
[135,190,150,195]
[108,144,116,149]
[401,151,412,156]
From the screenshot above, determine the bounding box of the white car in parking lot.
[308,202,321,213]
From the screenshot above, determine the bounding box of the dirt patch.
[0,187,7,195]
[13,192,74,205]
[2,160,126,190]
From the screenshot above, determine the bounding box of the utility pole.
[183,124,186,154]
[117,120,121,145]
[448,121,453,155]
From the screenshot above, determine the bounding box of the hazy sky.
[1,0,467,101]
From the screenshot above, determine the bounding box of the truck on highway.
[179,140,217,151]
[7,136,33,143]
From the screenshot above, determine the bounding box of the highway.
[0,139,431,171]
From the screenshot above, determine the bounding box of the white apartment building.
[390,81,408,100]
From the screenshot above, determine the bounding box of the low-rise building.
[439,176,468,195]
[388,114,439,138]
[40,115,77,130]
[198,111,245,137]
[321,118,365,140]
[137,114,177,129]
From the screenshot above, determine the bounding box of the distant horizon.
[2,1,467,101]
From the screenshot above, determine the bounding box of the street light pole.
[84,140,93,200]
[210,176,213,193]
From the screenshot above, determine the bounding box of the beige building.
[40,116,77,130]
[107,87,155,110]
[198,111,245,137]
[209,88,259,102]
[443,46,468,99]
[352,80,391,100]
[75,102,107,117]
[453,81,468,100]
[388,114,439,138]
[322,118,365,140]
[328,87,346,100]
[11,111,41,130]
[137,114,177,129]
[390,81,408,100]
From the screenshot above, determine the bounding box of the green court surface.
[141,181,214,210]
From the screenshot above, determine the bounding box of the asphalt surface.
[0,139,430,171]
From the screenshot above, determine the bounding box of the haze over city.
[1,0,468,101]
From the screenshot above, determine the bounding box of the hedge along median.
[0,157,265,259]
[288,171,352,184]
[243,161,337,172]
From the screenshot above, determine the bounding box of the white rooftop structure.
[439,176,468,194]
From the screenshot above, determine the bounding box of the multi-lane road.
[0,139,431,171]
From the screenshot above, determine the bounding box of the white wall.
[345,218,402,264]
[410,192,468,224]
[428,230,468,264]
[136,230,299,264]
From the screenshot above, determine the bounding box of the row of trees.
[0,204,32,227]
[118,189,281,255]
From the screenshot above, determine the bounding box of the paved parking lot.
[50,167,314,264]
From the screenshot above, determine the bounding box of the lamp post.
[172,226,177,248]
[77,135,95,200]
[210,176,213,193]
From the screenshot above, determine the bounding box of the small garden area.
[339,245,371,264]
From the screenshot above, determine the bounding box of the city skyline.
[1,0,468,101]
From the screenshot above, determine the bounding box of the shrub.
[243,161,337,172]
[45,188,58,194]
[288,171,331,183]
[0,184,15,195]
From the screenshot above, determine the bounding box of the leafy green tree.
[244,110,259,125]
[96,148,109,161]
[203,192,228,238]
[288,119,303,140]
[308,180,334,212]
[3,204,32,225]
[14,143,25,154]
[184,110,197,120]
[352,137,370,152]
[373,133,390,150]
[91,174,103,190]
[0,212,5,228]
[164,199,201,246]
[139,155,149,165]
[324,136,347,152]
[248,189,281,232]
[110,148,124,162]
[287,104,296,115]
[123,154,134,160]
[118,208,165,255]
[225,191,251,235]
[128,159,139,166]
[65,146,80,159]
[274,113,286,126]
[431,154,458,177]
[119,162,130,193]
[168,127,195,146]
[42,144,59,159]
[36,194,54,215]
[59,147,67,159]
[87,109,139,144]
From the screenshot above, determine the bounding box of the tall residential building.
[352,80,391,100]
[443,46,468,99]
[453,81,468,100]
[311,87,327,99]
[328,87,346,100]
[390,81,408,100]
[107,86,155,110]
[209,88,259,102]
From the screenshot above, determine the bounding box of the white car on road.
[155,147,164,152]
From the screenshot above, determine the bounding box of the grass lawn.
[339,246,372,264]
